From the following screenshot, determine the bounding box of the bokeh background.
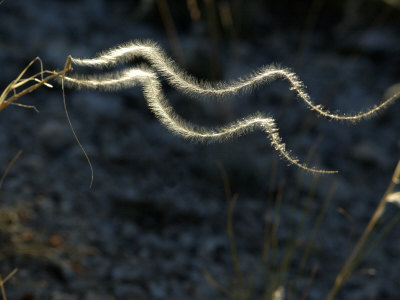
[1,0,400,299]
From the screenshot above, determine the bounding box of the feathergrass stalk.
[326,160,400,300]
[64,42,344,174]
[64,41,400,175]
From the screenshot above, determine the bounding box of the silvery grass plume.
[63,40,400,174]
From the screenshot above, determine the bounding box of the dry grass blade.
[0,150,23,189]
[0,269,17,286]
[216,161,247,297]
[297,182,337,277]
[300,266,318,300]
[0,269,18,300]
[0,56,72,112]
[202,269,232,297]
[0,275,5,300]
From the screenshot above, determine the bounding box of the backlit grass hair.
[63,40,400,174]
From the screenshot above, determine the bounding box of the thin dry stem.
[300,266,319,300]
[326,160,400,300]
[0,274,5,300]
[0,269,18,300]
[0,150,23,189]
[61,70,94,188]
[217,162,244,292]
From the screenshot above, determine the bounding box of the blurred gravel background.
[1,0,400,299]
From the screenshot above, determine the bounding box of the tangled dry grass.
[2,41,400,178]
